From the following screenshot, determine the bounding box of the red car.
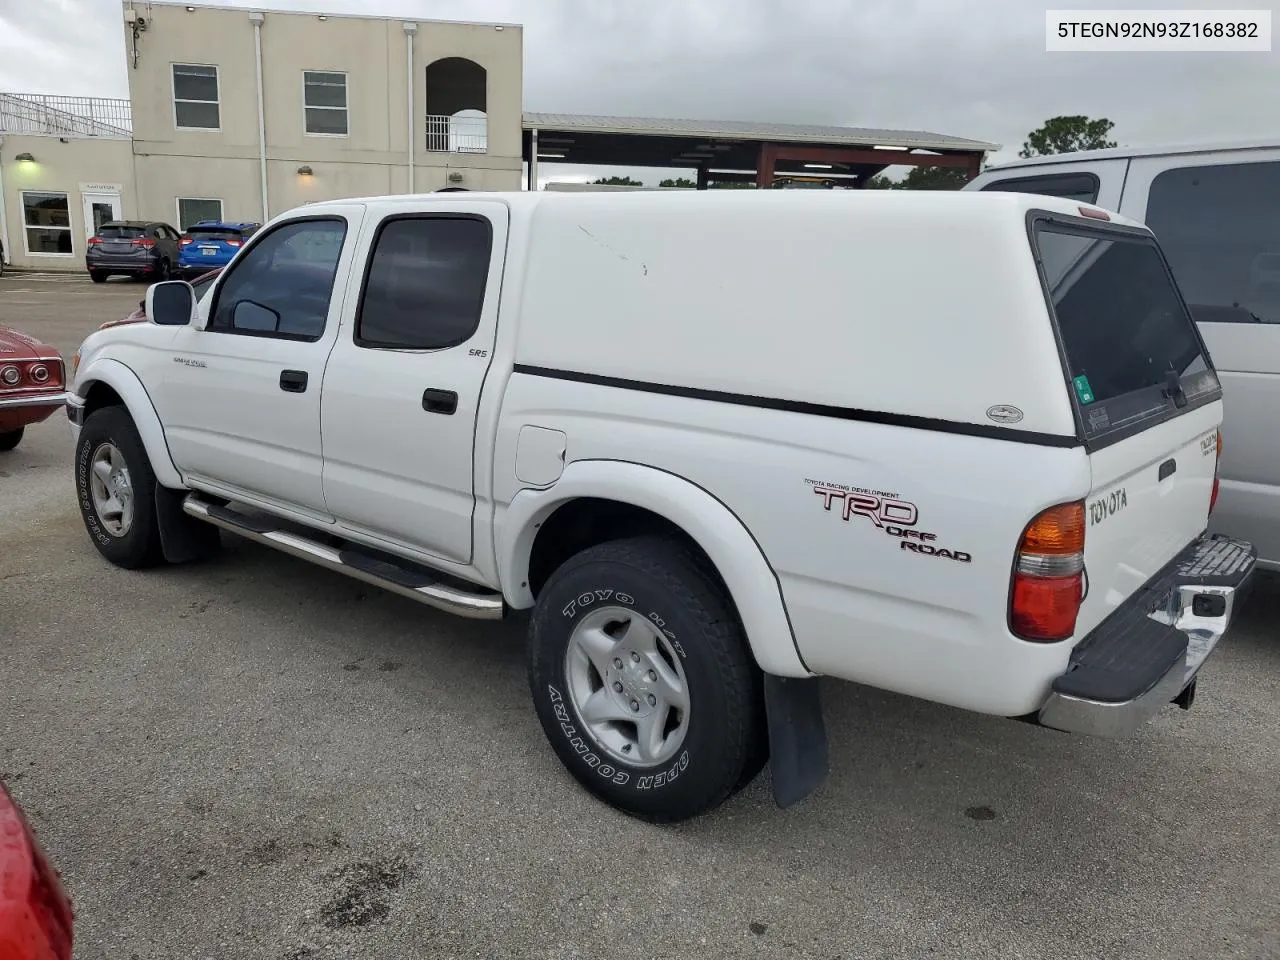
[0,783,74,959]
[98,266,223,331]
[0,327,67,452]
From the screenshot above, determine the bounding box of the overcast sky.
[1,0,1276,183]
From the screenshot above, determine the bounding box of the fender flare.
[75,357,185,489]
[496,459,811,678]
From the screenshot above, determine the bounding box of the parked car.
[99,268,223,331]
[0,326,66,451]
[86,220,182,284]
[68,190,1255,822]
[965,140,1280,571]
[177,221,260,275]
[0,782,75,959]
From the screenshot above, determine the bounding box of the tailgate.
[1030,214,1224,635]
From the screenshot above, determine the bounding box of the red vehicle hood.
[0,327,54,363]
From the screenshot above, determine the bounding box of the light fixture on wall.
[297,165,314,176]
[317,15,328,20]
[15,152,35,163]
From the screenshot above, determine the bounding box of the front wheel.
[0,427,23,451]
[74,406,164,568]
[527,536,765,822]
[89,271,107,284]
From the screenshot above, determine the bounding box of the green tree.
[1019,116,1117,159]
[659,177,697,188]
[592,175,644,186]
[898,165,971,190]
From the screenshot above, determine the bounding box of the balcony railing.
[426,114,487,154]
[0,92,132,138]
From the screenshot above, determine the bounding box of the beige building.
[0,0,523,271]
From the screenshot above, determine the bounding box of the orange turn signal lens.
[1020,502,1085,556]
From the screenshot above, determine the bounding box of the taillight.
[179,237,193,246]
[86,236,102,246]
[29,364,49,385]
[132,237,156,248]
[0,786,75,960]
[0,365,19,386]
[226,238,242,247]
[1010,501,1086,642]
[1210,429,1223,513]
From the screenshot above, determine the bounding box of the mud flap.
[155,486,221,563]
[763,675,828,808]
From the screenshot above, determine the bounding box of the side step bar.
[182,495,505,620]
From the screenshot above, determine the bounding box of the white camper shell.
[68,189,1256,821]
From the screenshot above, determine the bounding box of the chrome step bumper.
[1038,533,1256,738]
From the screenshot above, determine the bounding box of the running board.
[182,495,505,620]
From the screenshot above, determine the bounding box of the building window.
[303,71,348,136]
[21,192,73,256]
[424,58,487,153]
[177,198,224,231]
[172,63,220,130]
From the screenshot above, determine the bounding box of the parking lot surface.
[1,273,1278,960]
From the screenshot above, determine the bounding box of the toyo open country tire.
[75,405,165,569]
[528,535,766,821]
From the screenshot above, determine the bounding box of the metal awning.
[522,111,999,188]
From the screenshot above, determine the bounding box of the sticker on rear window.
[1072,374,1096,405]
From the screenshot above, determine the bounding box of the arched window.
[425,57,487,153]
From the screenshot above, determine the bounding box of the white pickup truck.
[67,189,1256,822]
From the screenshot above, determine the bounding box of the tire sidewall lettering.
[76,435,113,546]
[547,684,631,786]
[560,588,635,619]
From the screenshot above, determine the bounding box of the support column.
[528,128,538,191]
[755,143,779,188]
[696,165,709,190]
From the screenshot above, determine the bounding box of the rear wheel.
[0,427,24,451]
[89,271,107,283]
[75,406,164,568]
[528,536,765,822]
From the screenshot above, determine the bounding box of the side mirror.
[146,280,197,327]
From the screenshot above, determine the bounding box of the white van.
[967,141,1280,570]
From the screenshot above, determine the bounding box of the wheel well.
[82,381,124,418]
[527,498,732,603]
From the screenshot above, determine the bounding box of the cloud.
[1,0,1276,181]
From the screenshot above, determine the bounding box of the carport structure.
[522,112,998,189]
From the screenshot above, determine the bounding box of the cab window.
[208,218,347,341]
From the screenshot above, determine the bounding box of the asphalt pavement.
[1,273,1277,960]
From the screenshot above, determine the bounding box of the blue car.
[178,221,260,274]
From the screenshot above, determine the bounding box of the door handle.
[422,388,458,415]
[1159,458,1177,481]
[279,369,308,393]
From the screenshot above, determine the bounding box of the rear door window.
[1032,221,1220,444]
[99,225,147,239]
[1144,160,1280,325]
[981,172,1100,204]
[187,226,244,242]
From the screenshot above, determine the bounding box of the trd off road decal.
[805,478,972,563]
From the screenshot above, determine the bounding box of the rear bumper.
[0,391,70,412]
[1038,533,1256,738]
